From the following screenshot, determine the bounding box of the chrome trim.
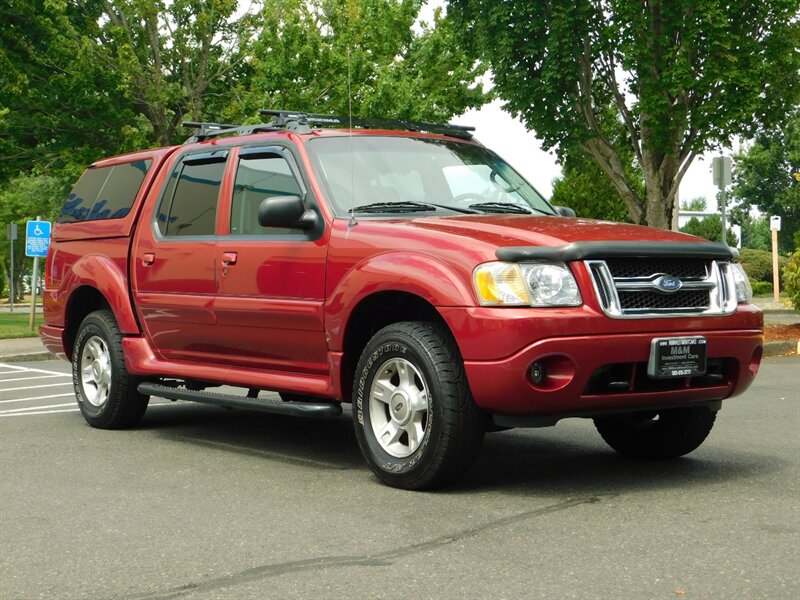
[585,259,737,319]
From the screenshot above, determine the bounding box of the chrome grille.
[586,259,737,318]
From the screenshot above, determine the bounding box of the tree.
[680,215,737,247]
[731,109,800,253]
[222,1,487,124]
[550,151,633,222]
[733,213,771,251]
[681,197,707,212]
[0,174,69,302]
[1,1,489,176]
[449,0,800,229]
[0,0,146,184]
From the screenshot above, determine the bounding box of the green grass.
[0,312,44,339]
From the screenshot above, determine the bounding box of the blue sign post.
[25,220,51,257]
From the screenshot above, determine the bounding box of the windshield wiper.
[350,201,479,215]
[350,201,439,214]
[468,202,535,215]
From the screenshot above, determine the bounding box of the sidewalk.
[0,336,56,363]
[1,303,797,363]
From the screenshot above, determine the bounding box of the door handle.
[221,252,238,266]
[142,252,155,266]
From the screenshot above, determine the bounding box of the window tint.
[159,158,226,237]
[231,155,303,235]
[59,160,151,223]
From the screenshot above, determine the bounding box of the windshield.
[307,136,556,217]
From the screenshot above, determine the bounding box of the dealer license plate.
[647,336,707,379]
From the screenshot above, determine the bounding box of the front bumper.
[439,306,763,418]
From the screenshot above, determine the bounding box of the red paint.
[42,128,764,420]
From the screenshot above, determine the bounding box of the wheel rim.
[368,357,429,458]
[80,335,112,407]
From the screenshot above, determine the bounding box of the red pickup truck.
[41,112,763,489]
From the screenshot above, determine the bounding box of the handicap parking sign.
[25,220,52,257]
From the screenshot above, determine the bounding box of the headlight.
[730,263,753,303]
[520,263,583,306]
[473,261,582,307]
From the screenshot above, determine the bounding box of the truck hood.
[401,215,698,249]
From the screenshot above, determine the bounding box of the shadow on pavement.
[135,401,783,495]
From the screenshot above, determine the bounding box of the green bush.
[750,281,773,296]
[738,248,788,284]
[783,250,800,311]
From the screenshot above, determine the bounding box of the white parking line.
[0,374,70,382]
[0,401,173,418]
[0,363,71,377]
[0,408,80,418]
[1,402,77,414]
[2,382,74,392]
[1,393,76,405]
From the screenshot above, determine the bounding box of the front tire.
[353,321,484,490]
[593,406,717,459]
[72,309,149,429]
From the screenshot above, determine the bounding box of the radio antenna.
[347,44,357,227]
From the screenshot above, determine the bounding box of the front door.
[213,145,329,373]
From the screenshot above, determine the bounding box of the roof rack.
[181,121,281,144]
[181,111,476,144]
[258,109,475,140]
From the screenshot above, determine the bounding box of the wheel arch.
[338,290,453,403]
[62,255,140,359]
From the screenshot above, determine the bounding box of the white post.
[770,216,782,303]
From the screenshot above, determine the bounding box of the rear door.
[212,145,329,373]
[132,149,229,362]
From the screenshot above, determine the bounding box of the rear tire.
[72,309,149,429]
[353,321,484,490]
[593,406,717,459]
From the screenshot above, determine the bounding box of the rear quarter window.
[58,160,151,223]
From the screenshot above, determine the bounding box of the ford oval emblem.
[655,275,683,293]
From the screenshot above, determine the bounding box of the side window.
[231,153,303,235]
[59,160,151,223]
[157,153,227,237]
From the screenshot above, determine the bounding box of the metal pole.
[720,189,728,246]
[28,217,41,330]
[28,256,39,330]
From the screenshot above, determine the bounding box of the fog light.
[530,362,546,385]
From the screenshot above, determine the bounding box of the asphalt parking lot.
[1,357,798,599]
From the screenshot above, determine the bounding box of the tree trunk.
[641,147,680,230]
[580,141,645,224]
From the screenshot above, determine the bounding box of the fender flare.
[64,254,140,334]
[325,251,474,351]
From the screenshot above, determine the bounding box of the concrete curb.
[763,340,799,357]
[0,351,57,364]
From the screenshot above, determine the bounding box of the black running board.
[137,382,342,419]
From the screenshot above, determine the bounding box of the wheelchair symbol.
[33,224,44,236]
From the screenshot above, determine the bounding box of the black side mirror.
[258,195,319,230]
[554,205,576,217]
